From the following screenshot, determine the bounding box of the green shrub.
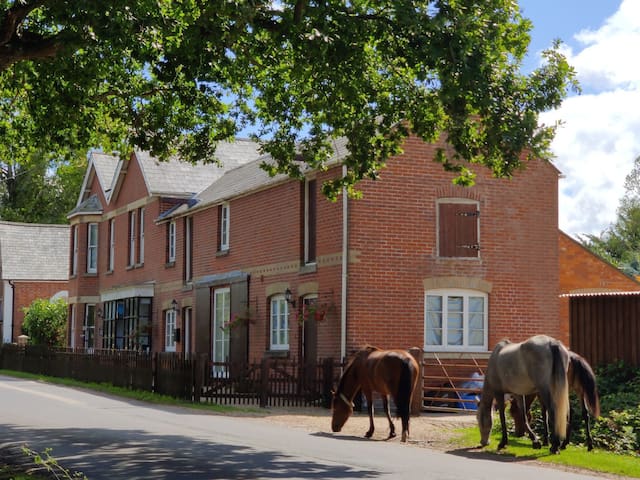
[22,298,68,347]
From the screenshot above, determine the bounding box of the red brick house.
[0,221,69,343]
[67,134,564,366]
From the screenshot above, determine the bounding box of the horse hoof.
[532,441,542,450]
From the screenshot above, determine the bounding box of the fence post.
[321,357,334,409]
[152,352,158,393]
[259,356,271,408]
[409,347,423,416]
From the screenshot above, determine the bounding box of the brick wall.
[11,281,68,342]
[345,135,560,352]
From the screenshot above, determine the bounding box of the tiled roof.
[68,194,103,216]
[176,137,350,214]
[0,222,69,280]
[90,152,119,194]
[137,140,261,197]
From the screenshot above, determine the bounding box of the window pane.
[469,312,484,330]
[426,329,442,345]
[469,330,484,346]
[447,328,463,345]
[426,295,442,311]
[447,313,463,329]
[469,296,484,312]
[426,312,442,329]
[447,296,463,312]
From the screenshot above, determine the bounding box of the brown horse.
[331,346,419,442]
[510,350,600,450]
[477,334,570,453]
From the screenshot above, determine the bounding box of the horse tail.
[395,356,416,421]
[550,343,570,441]
[570,352,600,418]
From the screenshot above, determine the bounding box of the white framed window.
[220,203,230,251]
[212,288,230,376]
[128,210,136,266]
[270,295,289,351]
[139,208,145,264]
[184,217,193,282]
[71,225,78,276]
[165,309,177,352]
[424,289,487,351]
[87,223,98,273]
[108,218,115,271]
[168,221,176,263]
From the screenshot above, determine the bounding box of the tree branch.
[0,0,48,47]
[0,34,62,70]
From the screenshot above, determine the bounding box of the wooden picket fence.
[0,345,488,412]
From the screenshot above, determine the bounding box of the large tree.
[580,156,640,277]
[0,1,577,200]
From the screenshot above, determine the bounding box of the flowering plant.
[221,307,255,332]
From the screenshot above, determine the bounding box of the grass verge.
[453,426,640,478]
[0,369,262,415]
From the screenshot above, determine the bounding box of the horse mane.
[569,351,600,417]
[337,345,378,394]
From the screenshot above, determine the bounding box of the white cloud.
[543,0,640,238]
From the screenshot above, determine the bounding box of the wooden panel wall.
[570,295,640,367]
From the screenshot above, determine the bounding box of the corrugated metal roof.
[560,290,640,298]
[0,221,69,280]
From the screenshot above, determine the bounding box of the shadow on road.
[1,423,380,480]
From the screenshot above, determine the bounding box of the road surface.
[0,375,608,479]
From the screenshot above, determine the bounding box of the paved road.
[0,375,607,480]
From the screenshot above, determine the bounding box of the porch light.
[285,288,296,308]
[171,299,178,313]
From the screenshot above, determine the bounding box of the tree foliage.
[579,156,640,277]
[0,1,578,200]
[21,297,68,346]
[0,151,85,223]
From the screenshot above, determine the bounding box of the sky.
[517,0,640,239]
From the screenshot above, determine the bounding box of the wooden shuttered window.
[438,202,480,258]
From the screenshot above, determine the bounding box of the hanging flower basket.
[221,307,255,332]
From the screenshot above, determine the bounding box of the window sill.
[165,261,175,268]
[266,349,289,358]
[83,272,98,277]
[216,249,230,257]
[299,263,317,274]
[182,282,193,292]
[424,347,490,356]
[105,270,114,276]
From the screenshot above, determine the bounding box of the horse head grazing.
[331,389,354,432]
[476,395,494,446]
